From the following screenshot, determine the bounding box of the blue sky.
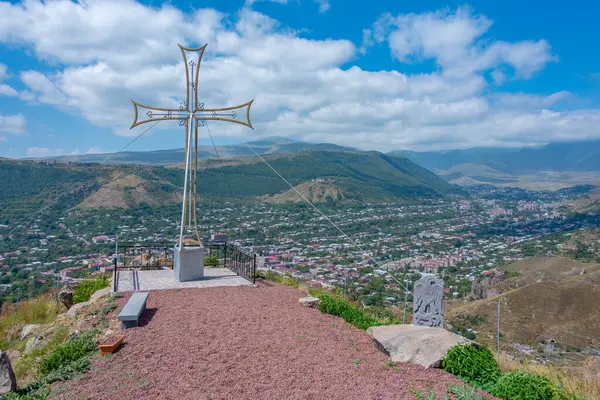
[0,0,599,158]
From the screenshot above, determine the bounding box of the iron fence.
[223,243,256,284]
[119,242,174,270]
[114,242,256,286]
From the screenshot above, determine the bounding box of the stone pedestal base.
[174,246,204,282]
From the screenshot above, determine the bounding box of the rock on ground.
[298,296,320,308]
[20,324,40,341]
[58,283,78,309]
[90,288,112,303]
[24,336,49,355]
[0,351,17,395]
[66,301,92,318]
[367,325,472,368]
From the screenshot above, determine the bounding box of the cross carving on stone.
[130,44,254,248]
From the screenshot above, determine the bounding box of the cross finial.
[129,44,255,248]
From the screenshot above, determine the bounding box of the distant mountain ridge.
[35,138,600,175]
[390,140,600,173]
[38,137,357,165]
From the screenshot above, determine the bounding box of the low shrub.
[39,331,97,376]
[204,255,219,267]
[318,294,380,330]
[72,275,109,304]
[493,370,564,400]
[447,385,485,400]
[442,344,501,391]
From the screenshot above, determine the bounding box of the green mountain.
[0,150,461,221]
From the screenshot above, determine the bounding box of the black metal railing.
[119,242,175,270]
[223,243,256,284]
[113,241,256,286]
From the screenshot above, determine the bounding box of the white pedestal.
[173,245,204,282]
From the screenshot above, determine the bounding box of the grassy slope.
[1,150,461,219]
[448,257,600,348]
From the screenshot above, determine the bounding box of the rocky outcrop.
[58,282,79,309]
[0,351,16,395]
[90,288,111,303]
[367,325,472,368]
[299,296,320,308]
[66,300,92,318]
[24,336,49,355]
[20,324,40,341]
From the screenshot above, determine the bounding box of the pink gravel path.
[51,283,485,400]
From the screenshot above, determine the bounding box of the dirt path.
[51,284,470,400]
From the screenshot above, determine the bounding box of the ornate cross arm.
[130,100,191,128]
[193,99,254,129]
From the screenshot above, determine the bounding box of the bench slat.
[118,292,149,322]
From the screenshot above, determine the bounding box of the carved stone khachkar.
[412,274,444,328]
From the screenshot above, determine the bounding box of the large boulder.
[0,351,16,395]
[299,296,320,308]
[367,325,472,368]
[58,282,79,309]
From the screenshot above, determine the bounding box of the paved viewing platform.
[114,268,254,292]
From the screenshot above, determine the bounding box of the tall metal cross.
[130,44,254,249]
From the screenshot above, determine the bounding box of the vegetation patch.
[446,385,485,400]
[9,330,99,400]
[72,275,110,304]
[492,370,564,400]
[0,295,64,350]
[317,294,381,330]
[204,255,219,267]
[441,344,501,391]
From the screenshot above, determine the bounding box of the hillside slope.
[179,150,463,201]
[77,173,182,209]
[1,150,462,219]
[261,180,346,204]
[448,257,600,349]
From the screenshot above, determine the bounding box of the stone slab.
[367,324,472,368]
[299,296,320,308]
[115,268,254,292]
[174,245,204,282]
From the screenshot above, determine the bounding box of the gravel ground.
[50,283,486,400]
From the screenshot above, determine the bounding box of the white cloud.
[0,114,26,135]
[245,0,290,6]
[25,147,84,158]
[0,63,18,97]
[314,0,330,13]
[0,1,597,152]
[366,7,557,80]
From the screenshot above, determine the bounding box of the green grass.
[447,385,485,400]
[0,295,64,349]
[10,330,100,399]
[317,294,381,330]
[204,255,219,267]
[493,370,565,400]
[72,275,110,304]
[39,331,98,376]
[441,344,501,392]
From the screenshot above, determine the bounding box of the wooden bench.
[118,292,149,329]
